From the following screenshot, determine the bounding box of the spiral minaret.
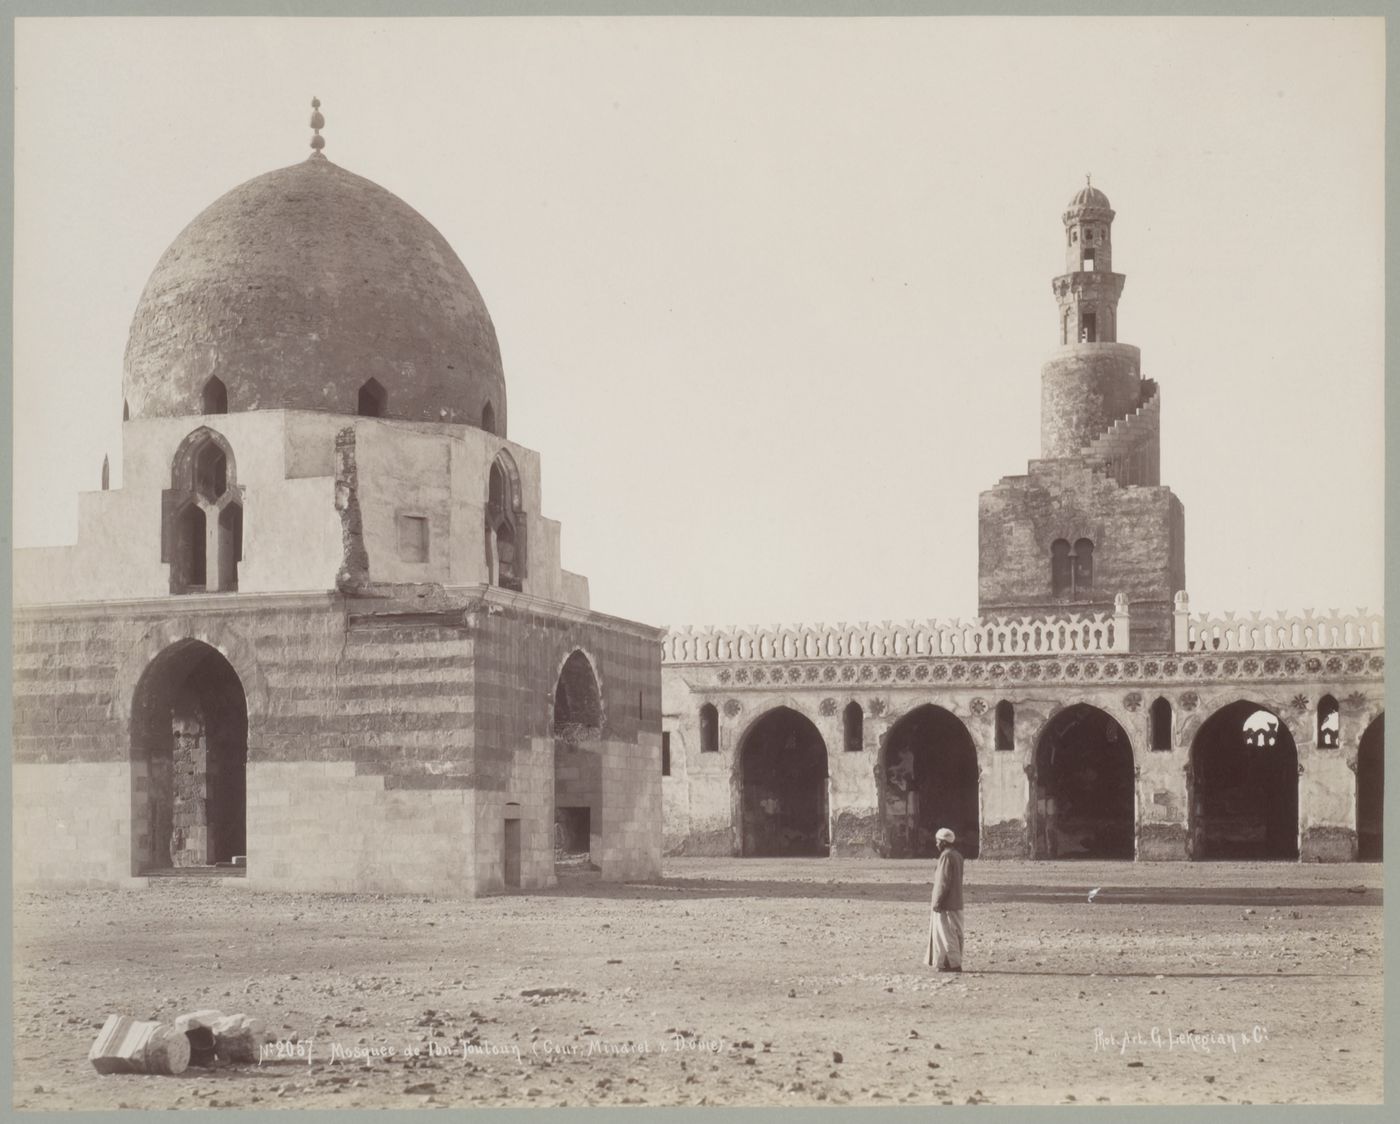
[978,183,1185,652]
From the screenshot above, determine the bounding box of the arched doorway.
[1356,714,1383,862]
[552,650,603,873]
[130,640,248,871]
[1189,701,1298,860]
[738,707,829,857]
[879,705,979,858]
[1033,704,1134,859]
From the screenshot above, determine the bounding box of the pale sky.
[11,16,1385,629]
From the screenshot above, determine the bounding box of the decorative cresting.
[663,599,1130,664]
[1173,591,1384,652]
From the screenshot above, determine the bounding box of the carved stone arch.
[552,646,605,736]
[170,426,239,492]
[1188,696,1299,861]
[1029,700,1136,859]
[488,447,525,514]
[733,702,830,857]
[731,695,822,753]
[486,448,527,590]
[877,702,979,858]
[1025,696,1142,768]
[112,618,269,724]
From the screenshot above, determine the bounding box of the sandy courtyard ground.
[10,858,1383,1110]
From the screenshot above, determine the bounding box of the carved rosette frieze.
[689,650,1382,690]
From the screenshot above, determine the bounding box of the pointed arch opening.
[553,650,604,874]
[1356,714,1383,861]
[739,707,829,857]
[357,378,387,418]
[1072,538,1094,594]
[1033,704,1134,859]
[699,703,719,754]
[1189,701,1298,860]
[843,702,864,753]
[1149,697,1172,751]
[995,701,1015,753]
[880,705,979,858]
[218,503,243,592]
[174,504,207,590]
[165,428,242,594]
[130,640,248,872]
[1051,538,1072,597]
[202,376,228,415]
[1317,695,1340,749]
[486,451,526,592]
[481,401,497,435]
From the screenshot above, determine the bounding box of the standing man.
[924,827,965,972]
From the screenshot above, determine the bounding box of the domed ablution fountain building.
[13,103,664,894]
[660,181,1385,865]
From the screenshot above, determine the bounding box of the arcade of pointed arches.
[706,694,1383,861]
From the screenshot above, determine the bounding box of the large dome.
[123,154,506,432]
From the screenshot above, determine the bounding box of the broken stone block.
[89,1014,190,1075]
[211,1013,269,1063]
[173,1009,226,1066]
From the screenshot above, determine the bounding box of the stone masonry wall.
[12,587,663,894]
[1039,343,1141,458]
[978,458,1185,652]
[467,595,663,892]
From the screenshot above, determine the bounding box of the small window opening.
[1150,697,1172,751]
[1317,695,1340,748]
[123,399,130,421]
[1082,247,1096,271]
[218,502,243,592]
[178,504,207,589]
[1051,539,1072,597]
[482,401,496,435]
[995,701,1014,752]
[1080,312,1097,343]
[357,378,387,417]
[1073,538,1094,594]
[700,703,719,753]
[661,732,672,776]
[202,376,228,415]
[843,702,864,752]
[486,457,525,592]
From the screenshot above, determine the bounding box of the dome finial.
[309,96,326,156]
[1086,172,1092,188]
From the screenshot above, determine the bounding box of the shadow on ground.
[543,874,1381,908]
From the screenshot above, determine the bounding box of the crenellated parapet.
[663,599,1130,664]
[1172,592,1383,653]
